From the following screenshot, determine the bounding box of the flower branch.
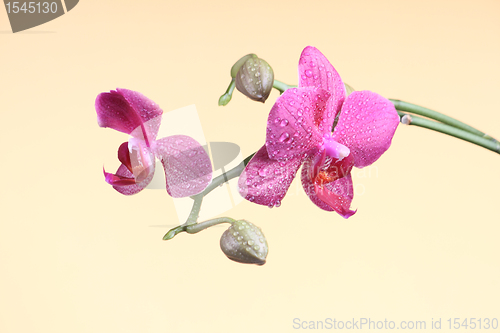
[269,79,500,155]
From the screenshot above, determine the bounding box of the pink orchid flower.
[238,46,399,218]
[96,88,212,197]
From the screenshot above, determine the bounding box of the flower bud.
[220,220,268,265]
[235,55,274,103]
[344,83,355,96]
[230,54,255,78]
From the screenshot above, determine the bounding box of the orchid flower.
[238,46,399,218]
[96,88,212,197]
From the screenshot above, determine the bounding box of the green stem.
[391,99,497,142]
[398,112,500,154]
[164,154,256,241]
[186,217,236,234]
[195,152,255,198]
[218,78,236,106]
[273,80,296,94]
[186,194,203,225]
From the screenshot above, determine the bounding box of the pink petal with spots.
[238,145,304,207]
[153,135,212,198]
[96,88,163,146]
[298,46,346,129]
[301,154,356,218]
[117,141,133,173]
[266,87,329,162]
[332,91,399,168]
[105,163,155,196]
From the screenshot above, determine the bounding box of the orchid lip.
[128,137,155,182]
[323,133,350,161]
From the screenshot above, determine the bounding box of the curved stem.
[391,99,497,142]
[164,153,256,241]
[398,112,500,154]
[219,78,236,106]
[194,152,256,198]
[186,217,236,234]
[273,80,296,94]
[185,194,203,225]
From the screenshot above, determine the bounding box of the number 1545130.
[5,2,58,14]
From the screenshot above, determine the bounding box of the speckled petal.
[332,91,399,168]
[266,87,329,162]
[96,88,163,145]
[298,46,346,130]
[105,163,155,196]
[301,154,356,218]
[238,145,304,207]
[153,135,212,198]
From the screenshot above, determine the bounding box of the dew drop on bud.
[220,220,268,265]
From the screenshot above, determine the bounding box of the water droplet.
[280,119,289,127]
[258,167,268,177]
[305,70,313,77]
[327,71,332,77]
[279,132,290,142]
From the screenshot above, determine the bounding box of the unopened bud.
[344,83,355,96]
[235,55,274,103]
[220,220,268,265]
[230,54,255,78]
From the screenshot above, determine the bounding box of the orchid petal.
[153,135,212,198]
[96,88,163,145]
[238,145,304,207]
[103,167,136,186]
[301,153,356,218]
[117,142,133,173]
[298,46,346,130]
[104,163,155,196]
[266,87,329,162]
[332,91,399,168]
[314,181,356,219]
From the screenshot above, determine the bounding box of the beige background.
[1,1,499,332]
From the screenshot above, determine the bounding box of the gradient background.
[1,1,499,332]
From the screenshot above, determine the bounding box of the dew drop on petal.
[280,119,289,127]
[305,70,313,77]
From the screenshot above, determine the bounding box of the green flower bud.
[235,55,274,103]
[230,54,255,78]
[220,220,268,265]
